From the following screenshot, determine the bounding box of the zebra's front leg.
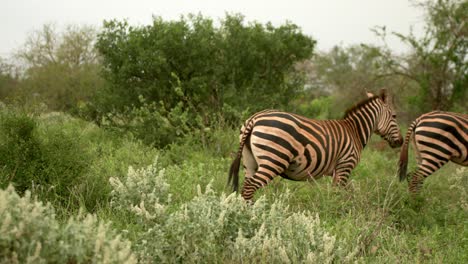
[241,167,278,201]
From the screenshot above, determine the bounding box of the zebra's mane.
[343,95,381,118]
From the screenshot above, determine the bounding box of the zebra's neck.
[343,103,380,150]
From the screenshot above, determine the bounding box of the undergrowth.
[0,110,466,263]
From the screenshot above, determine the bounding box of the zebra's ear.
[380,88,388,103]
[366,91,374,98]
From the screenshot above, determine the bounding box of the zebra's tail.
[228,118,255,193]
[398,120,418,182]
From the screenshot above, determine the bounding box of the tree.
[374,0,467,112]
[96,14,316,125]
[0,58,19,101]
[15,23,104,111]
[298,44,407,118]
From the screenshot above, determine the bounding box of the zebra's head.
[368,89,403,148]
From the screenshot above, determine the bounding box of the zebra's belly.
[281,155,334,181]
[451,156,468,166]
[281,169,325,181]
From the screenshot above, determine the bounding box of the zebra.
[398,111,468,193]
[228,89,403,201]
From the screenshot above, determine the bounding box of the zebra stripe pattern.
[228,89,403,201]
[398,111,468,193]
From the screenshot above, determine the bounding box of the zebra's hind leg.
[408,159,448,194]
[407,170,426,194]
[332,164,353,187]
[241,166,278,201]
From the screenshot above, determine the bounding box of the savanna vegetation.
[0,0,466,263]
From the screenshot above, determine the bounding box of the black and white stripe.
[228,90,403,200]
[398,111,468,193]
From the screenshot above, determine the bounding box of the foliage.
[95,14,315,128]
[373,0,467,112]
[0,185,136,264]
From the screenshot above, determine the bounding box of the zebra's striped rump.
[398,111,468,193]
[250,112,331,181]
[229,90,403,201]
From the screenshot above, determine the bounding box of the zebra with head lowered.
[398,111,468,193]
[228,89,403,201]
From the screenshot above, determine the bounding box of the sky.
[0,0,426,57]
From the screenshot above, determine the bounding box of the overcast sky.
[0,0,426,57]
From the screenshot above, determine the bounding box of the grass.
[1,110,466,263]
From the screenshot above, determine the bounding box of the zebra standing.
[398,111,468,193]
[228,89,403,201]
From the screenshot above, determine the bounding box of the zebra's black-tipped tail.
[227,114,260,193]
[228,155,241,192]
[398,121,417,182]
[398,143,409,182]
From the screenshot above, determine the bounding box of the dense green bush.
[34,111,159,212]
[0,109,159,212]
[93,14,315,147]
[0,110,91,207]
[101,95,194,148]
[0,185,136,263]
[96,14,314,114]
[0,109,41,193]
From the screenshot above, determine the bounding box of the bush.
[109,160,354,263]
[0,109,41,193]
[0,110,91,207]
[101,96,194,148]
[14,24,104,113]
[297,96,334,119]
[96,14,315,119]
[35,111,159,213]
[160,187,354,263]
[0,185,136,263]
[109,157,171,224]
[0,109,159,212]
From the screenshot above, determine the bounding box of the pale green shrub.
[154,184,257,262]
[449,167,468,211]
[109,157,171,223]
[0,185,136,264]
[156,185,353,263]
[232,208,340,263]
[109,158,353,263]
[108,158,172,261]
